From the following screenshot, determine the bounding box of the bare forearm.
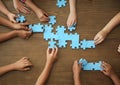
[69,0,76,13]
[0,0,10,16]
[25,0,39,13]
[110,73,120,85]
[102,12,120,34]
[35,62,53,85]
[0,64,15,76]
[0,16,14,29]
[73,75,81,85]
[0,30,17,42]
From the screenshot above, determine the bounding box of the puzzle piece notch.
[78,58,102,71]
[56,0,67,8]
[16,14,26,23]
[68,23,76,31]
[49,16,56,25]
[29,23,44,32]
[80,39,95,50]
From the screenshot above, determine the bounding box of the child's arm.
[0,0,17,23]
[13,0,49,22]
[101,61,120,85]
[35,48,58,85]
[67,0,77,27]
[94,12,120,45]
[73,60,82,85]
[0,16,29,30]
[0,57,32,76]
[13,0,30,14]
[25,0,49,22]
[0,30,32,42]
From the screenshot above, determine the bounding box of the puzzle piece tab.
[16,14,26,23]
[56,0,67,8]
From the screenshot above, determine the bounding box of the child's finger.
[47,48,50,54]
[16,8,20,13]
[23,6,31,12]
[22,57,29,60]
[54,47,58,56]
[51,48,55,55]
[23,67,31,71]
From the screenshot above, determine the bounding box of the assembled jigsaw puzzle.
[78,58,102,71]
[16,14,96,50]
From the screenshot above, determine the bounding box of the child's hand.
[7,12,17,23]
[35,9,49,22]
[94,30,107,45]
[13,0,30,14]
[73,60,82,77]
[16,30,32,39]
[13,22,30,30]
[46,48,58,64]
[101,61,115,77]
[118,44,120,53]
[67,12,77,27]
[13,57,33,71]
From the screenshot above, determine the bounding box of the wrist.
[109,72,117,78]
[8,63,17,71]
[73,74,80,82]
[46,61,54,66]
[12,30,19,37]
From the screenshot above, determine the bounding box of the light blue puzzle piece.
[78,58,88,67]
[44,25,54,40]
[83,63,94,70]
[49,16,56,25]
[57,40,67,48]
[70,33,80,49]
[68,23,76,31]
[93,61,102,70]
[29,23,44,32]
[16,14,26,23]
[80,39,95,50]
[78,58,102,71]
[56,0,67,8]
[48,39,57,48]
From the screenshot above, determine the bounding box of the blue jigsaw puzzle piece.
[83,63,94,70]
[78,58,102,71]
[55,26,67,40]
[48,39,57,48]
[70,33,80,49]
[56,0,67,8]
[29,23,44,32]
[68,23,76,31]
[80,39,95,50]
[49,16,56,25]
[44,25,54,40]
[93,61,102,70]
[57,40,67,48]
[78,58,88,67]
[16,14,26,23]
